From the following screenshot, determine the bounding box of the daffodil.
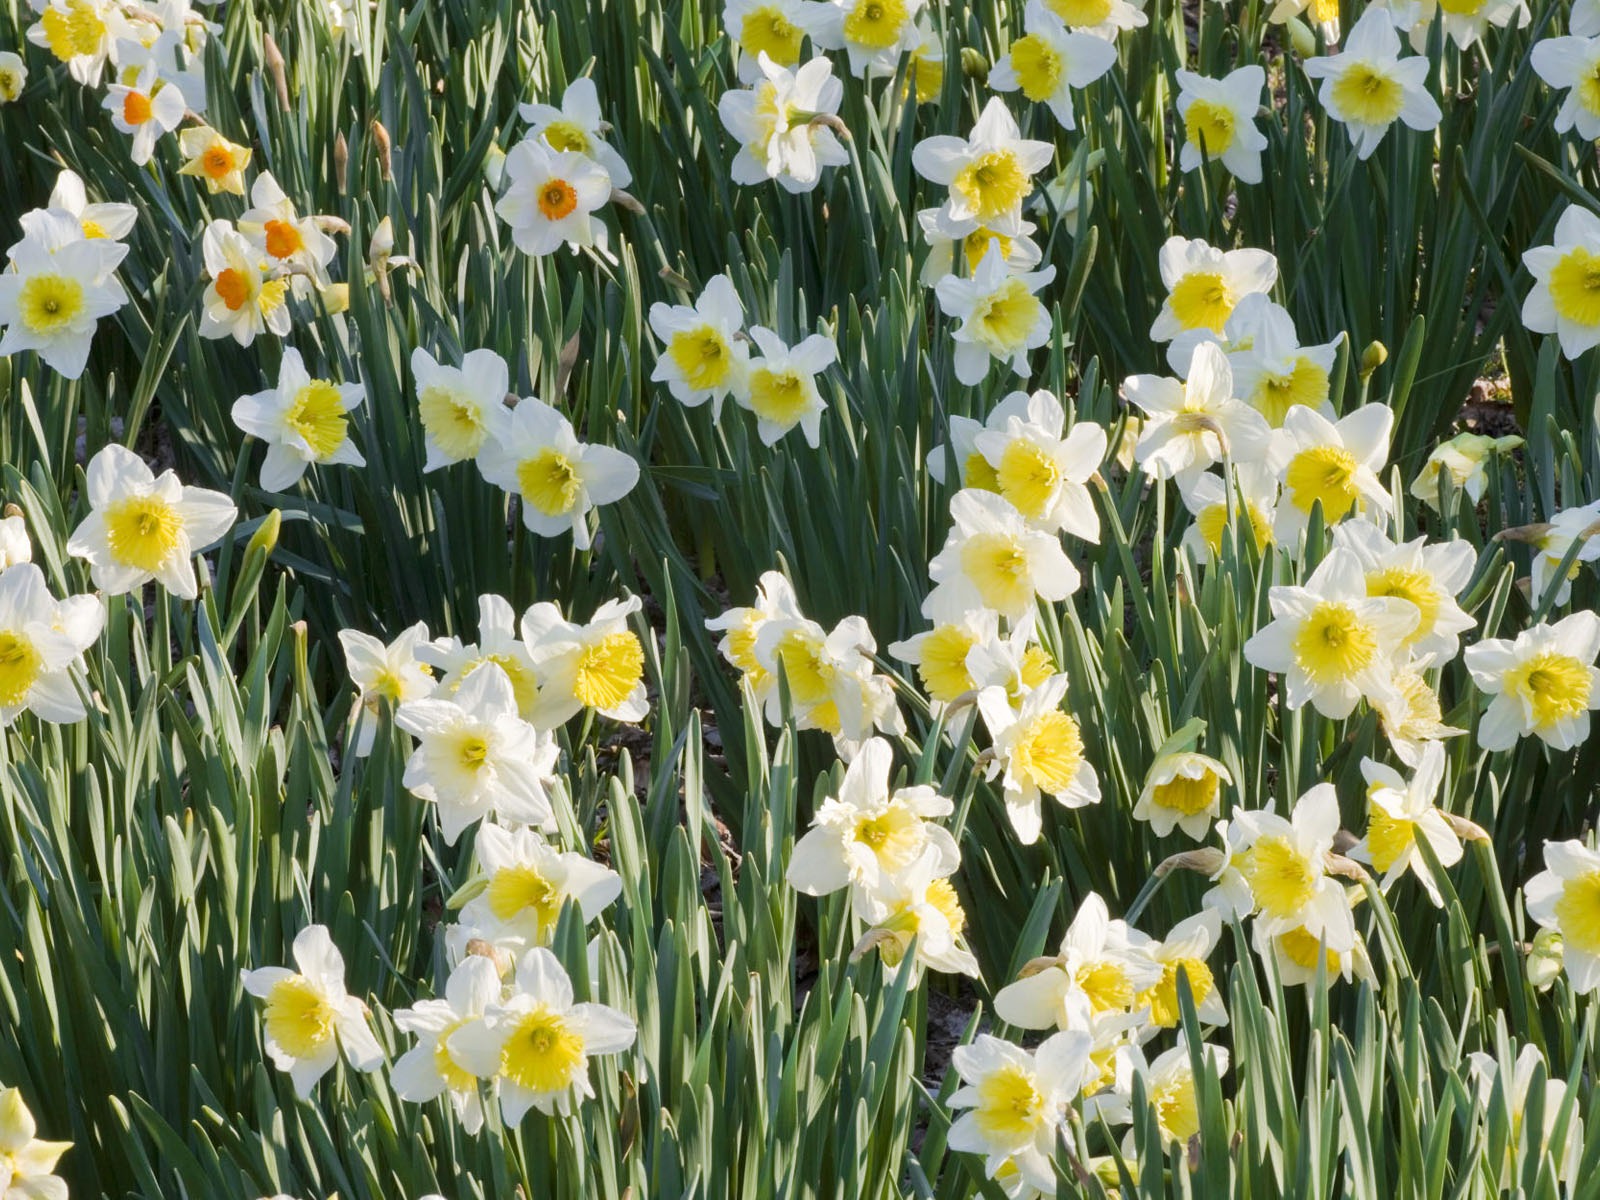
[102,55,185,165]
[812,0,927,78]
[393,663,558,844]
[1527,500,1600,608]
[751,610,898,745]
[947,1031,1097,1193]
[411,347,511,470]
[977,673,1099,843]
[1464,611,1600,751]
[1466,1041,1583,1186]
[735,325,837,445]
[0,211,128,379]
[1332,521,1477,667]
[935,241,1056,385]
[913,97,1054,235]
[1348,743,1462,906]
[1303,8,1441,160]
[1374,665,1466,768]
[971,389,1107,539]
[27,169,136,245]
[27,0,127,85]
[447,947,636,1122]
[1268,402,1394,540]
[0,517,28,569]
[1244,546,1418,718]
[475,397,640,551]
[1120,1038,1227,1148]
[1178,463,1278,565]
[1578,0,1600,35]
[239,924,385,1098]
[1149,236,1277,343]
[523,596,649,727]
[1175,65,1267,183]
[1531,34,1600,141]
[238,171,339,291]
[496,138,612,257]
[1136,910,1228,1028]
[705,569,804,698]
[1260,909,1374,988]
[988,2,1119,130]
[787,736,959,897]
[718,54,849,193]
[519,76,633,187]
[323,0,363,52]
[1125,342,1274,488]
[927,388,1032,489]
[924,489,1079,622]
[994,891,1160,1026]
[417,594,543,722]
[177,124,252,193]
[1524,839,1600,993]
[198,219,291,346]
[1133,751,1231,841]
[723,0,822,82]
[0,52,26,102]
[1522,204,1600,359]
[888,607,999,705]
[906,18,944,102]
[67,444,237,600]
[0,1086,70,1199]
[1385,0,1528,51]
[916,207,1044,286]
[853,845,980,977]
[1409,431,1521,510]
[648,274,751,416]
[1041,0,1148,37]
[392,954,502,1134]
[338,621,433,756]
[455,823,622,952]
[232,349,366,491]
[1216,294,1342,426]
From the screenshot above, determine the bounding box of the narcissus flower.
[811,0,927,78]
[455,823,622,952]
[27,0,126,85]
[1149,236,1276,343]
[787,737,959,897]
[519,76,633,188]
[1268,402,1394,540]
[1244,546,1418,718]
[924,489,1079,621]
[1125,342,1273,488]
[988,2,1118,131]
[448,947,636,1123]
[1528,500,1600,608]
[735,325,837,446]
[1375,666,1465,768]
[338,621,433,756]
[238,172,339,289]
[1175,65,1267,183]
[888,607,997,704]
[1178,463,1278,565]
[854,846,979,978]
[496,138,612,257]
[723,0,822,81]
[1261,908,1374,988]
[1041,0,1148,36]
[1213,294,1342,427]
[718,55,849,194]
[1133,750,1231,841]
[177,124,252,194]
[31,168,136,245]
[476,397,640,550]
[1532,34,1600,141]
[394,664,559,843]
[906,18,944,102]
[232,349,366,491]
[411,347,511,470]
[523,596,649,727]
[1463,610,1600,751]
[648,274,750,416]
[392,955,502,1134]
[947,1031,1096,1193]
[1121,1039,1228,1148]
[1524,839,1600,993]
[1466,1041,1583,1186]
[913,98,1054,236]
[67,444,237,600]
[1522,204,1600,360]
[1386,0,1528,51]
[0,1086,70,1199]
[705,570,803,698]
[977,673,1099,843]
[0,52,26,102]
[927,389,1035,489]
[916,207,1043,286]
[752,610,900,747]
[1409,431,1521,510]
[0,563,103,727]
[0,517,29,569]
[994,892,1159,1026]
[1303,8,1441,160]
[935,242,1056,385]
[0,211,128,378]
[102,57,185,165]
[1332,521,1477,668]
[1349,742,1462,906]
[198,220,290,346]
[1136,910,1228,1028]
[418,593,543,722]
[239,924,385,1098]
[971,388,1106,539]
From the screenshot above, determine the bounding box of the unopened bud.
[263,34,290,112]
[333,131,348,192]
[1359,340,1388,380]
[370,119,391,181]
[959,47,988,81]
[1285,17,1317,59]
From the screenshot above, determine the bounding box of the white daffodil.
[1578,0,1600,35]
[1175,65,1267,183]
[418,593,543,721]
[1121,1039,1228,1149]
[1136,909,1228,1028]
[0,52,26,102]
[1149,236,1277,343]
[936,242,1055,385]
[240,924,384,1098]
[394,664,558,844]
[1268,402,1394,540]
[67,444,237,600]
[977,673,1099,844]
[719,55,849,194]
[27,0,127,85]
[1529,500,1600,609]
[811,0,926,78]
[33,168,137,244]
[411,347,512,470]
[1522,204,1600,360]
[853,845,980,978]
[916,207,1044,287]
[1178,463,1278,565]
[736,325,837,446]
[1332,521,1477,668]
[1466,1041,1583,1187]
[913,97,1054,236]
[1218,294,1342,426]
[1244,546,1418,718]
[752,610,878,734]
[1375,666,1466,768]
[0,516,29,569]
[1039,0,1148,37]
[1261,909,1374,988]
[338,621,433,756]
[971,388,1106,539]
[648,273,750,416]
[447,947,636,1123]
[1464,611,1600,752]
[988,2,1118,130]
[0,1086,70,1199]
[392,954,503,1134]
[197,219,290,346]
[705,569,804,698]
[1524,839,1600,994]
[524,595,649,727]
[496,138,611,257]
[0,563,102,728]
[723,0,823,82]
[888,607,1000,706]
[924,489,1079,622]
[102,54,185,165]
[1349,742,1462,906]
[476,397,639,550]
[519,76,632,188]
[1132,750,1231,841]
[946,1031,1097,1193]
[787,736,959,898]
[1532,34,1600,141]
[1303,8,1441,160]
[1125,342,1274,488]
[232,349,366,491]
[456,823,622,952]
[963,610,1057,700]
[927,388,1033,488]
[1409,431,1521,510]
[0,210,127,379]
[1385,0,1527,51]
[238,171,339,291]
[994,891,1160,1026]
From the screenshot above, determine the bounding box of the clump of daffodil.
[852,845,980,978]
[1463,610,1600,752]
[27,0,127,85]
